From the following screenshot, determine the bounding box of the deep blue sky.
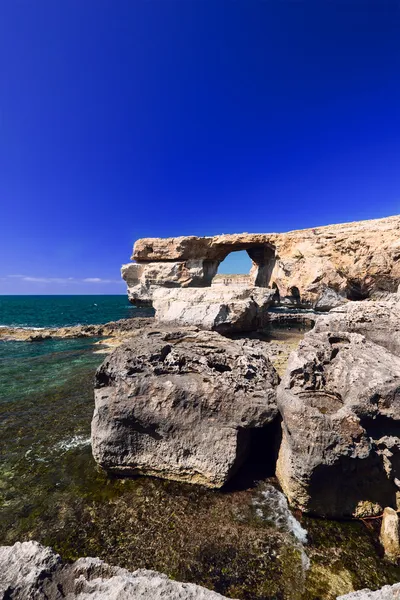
[1,0,399,293]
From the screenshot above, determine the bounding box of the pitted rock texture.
[0,541,232,599]
[152,286,276,333]
[121,260,218,306]
[314,295,400,356]
[276,329,400,518]
[124,215,400,308]
[338,584,400,599]
[92,327,279,488]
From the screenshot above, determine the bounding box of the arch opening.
[211,244,276,288]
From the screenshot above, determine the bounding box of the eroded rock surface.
[152,286,276,333]
[0,317,154,342]
[276,329,400,517]
[123,215,400,308]
[314,296,400,356]
[0,541,232,599]
[92,327,279,488]
[338,584,400,599]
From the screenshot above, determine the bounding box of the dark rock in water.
[0,541,232,599]
[92,327,279,488]
[276,328,400,517]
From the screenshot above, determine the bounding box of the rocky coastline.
[0,316,154,343]
[2,215,400,599]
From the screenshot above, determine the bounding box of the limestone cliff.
[122,215,400,307]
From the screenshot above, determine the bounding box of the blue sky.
[1,0,399,294]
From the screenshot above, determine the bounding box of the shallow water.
[1,323,400,598]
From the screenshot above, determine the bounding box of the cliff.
[122,215,400,307]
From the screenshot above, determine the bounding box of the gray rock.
[276,329,400,517]
[92,327,279,488]
[0,541,61,599]
[152,286,277,333]
[337,583,400,599]
[0,541,232,599]
[314,287,347,312]
[314,297,400,356]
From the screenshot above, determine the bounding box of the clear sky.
[1,0,399,294]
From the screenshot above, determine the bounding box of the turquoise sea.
[0,294,152,328]
[1,295,399,598]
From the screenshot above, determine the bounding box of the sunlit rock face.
[123,216,400,312]
[0,541,233,599]
[152,286,277,333]
[92,327,279,488]
[338,583,400,599]
[276,323,400,518]
[314,295,400,357]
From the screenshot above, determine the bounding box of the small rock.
[380,507,400,561]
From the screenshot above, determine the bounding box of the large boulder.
[152,286,277,333]
[92,327,279,488]
[276,329,400,517]
[314,296,400,356]
[0,541,232,599]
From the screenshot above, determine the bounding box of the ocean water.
[0,294,153,328]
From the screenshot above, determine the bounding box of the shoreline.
[0,316,155,342]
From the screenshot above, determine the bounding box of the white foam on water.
[0,325,46,330]
[253,484,308,544]
[54,435,92,452]
[253,484,310,577]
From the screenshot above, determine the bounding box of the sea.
[0,295,394,598]
[0,294,152,328]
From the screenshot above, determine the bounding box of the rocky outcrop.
[123,215,400,309]
[92,327,279,488]
[121,261,218,306]
[338,584,400,599]
[152,286,277,333]
[314,296,400,356]
[0,317,154,342]
[0,541,232,599]
[276,328,400,517]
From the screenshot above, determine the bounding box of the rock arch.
[122,236,277,305]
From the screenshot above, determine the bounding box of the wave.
[0,325,47,330]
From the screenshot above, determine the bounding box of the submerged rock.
[92,327,279,488]
[0,541,233,599]
[276,329,400,517]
